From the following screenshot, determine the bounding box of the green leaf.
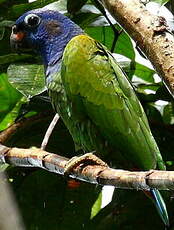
[0,164,9,172]
[137,83,159,95]
[0,54,32,65]
[0,0,6,4]
[7,0,56,19]
[0,20,14,28]
[7,64,46,99]
[163,103,174,124]
[0,96,26,131]
[72,12,101,29]
[0,73,22,127]
[135,62,155,83]
[150,0,171,5]
[115,29,135,60]
[91,191,102,218]
[67,0,88,14]
[145,103,163,122]
[86,26,135,59]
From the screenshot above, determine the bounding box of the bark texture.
[1,143,174,191]
[102,0,174,95]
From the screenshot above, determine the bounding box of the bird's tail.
[145,188,169,228]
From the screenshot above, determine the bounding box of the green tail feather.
[150,188,169,227]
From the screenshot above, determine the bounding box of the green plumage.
[48,34,165,171]
[12,9,169,227]
[47,33,168,227]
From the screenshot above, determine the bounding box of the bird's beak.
[10,25,26,52]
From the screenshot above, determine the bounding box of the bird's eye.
[24,14,41,27]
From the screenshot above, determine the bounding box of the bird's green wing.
[47,59,108,155]
[61,34,165,171]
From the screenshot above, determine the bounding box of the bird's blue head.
[11,9,83,68]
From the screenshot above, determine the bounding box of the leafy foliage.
[0,0,174,229]
[151,0,171,6]
[8,63,45,98]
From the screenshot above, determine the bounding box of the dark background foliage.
[0,0,174,229]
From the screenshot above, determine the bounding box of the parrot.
[10,9,169,227]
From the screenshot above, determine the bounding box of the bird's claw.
[64,152,108,176]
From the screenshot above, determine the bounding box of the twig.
[0,143,174,191]
[0,111,54,144]
[41,113,60,150]
[93,0,122,52]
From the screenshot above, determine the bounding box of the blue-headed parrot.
[10,9,169,227]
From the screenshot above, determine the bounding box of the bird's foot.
[64,152,108,176]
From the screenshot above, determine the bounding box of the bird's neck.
[40,26,84,80]
[42,40,66,79]
[41,39,66,68]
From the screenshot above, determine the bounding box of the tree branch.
[41,113,60,150]
[102,0,174,95]
[0,110,54,144]
[0,143,174,191]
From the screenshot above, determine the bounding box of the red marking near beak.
[16,32,25,41]
[13,32,25,41]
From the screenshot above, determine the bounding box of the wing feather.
[59,34,164,170]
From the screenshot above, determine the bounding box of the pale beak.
[10,25,26,51]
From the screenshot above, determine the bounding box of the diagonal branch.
[102,0,174,95]
[0,110,54,144]
[41,113,60,150]
[0,143,174,191]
